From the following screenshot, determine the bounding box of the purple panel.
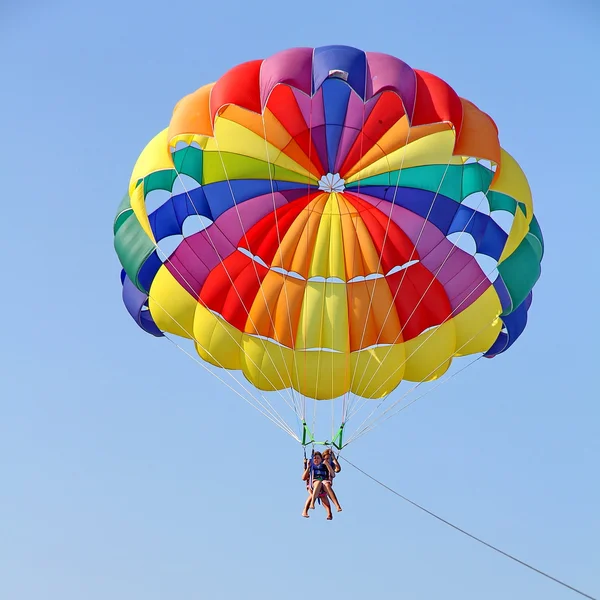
[366,52,416,121]
[308,124,329,177]
[354,193,446,258]
[165,191,303,297]
[334,125,361,173]
[122,274,164,337]
[443,260,490,310]
[260,47,313,105]
[333,91,375,172]
[293,87,325,126]
[214,191,291,246]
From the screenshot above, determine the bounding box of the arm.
[332,456,341,473]
[324,460,335,479]
[302,460,311,481]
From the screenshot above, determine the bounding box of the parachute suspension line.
[345,109,418,414]
[341,457,598,600]
[347,146,454,412]
[345,352,483,447]
[146,289,299,441]
[260,108,305,437]
[344,258,499,430]
[210,135,301,414]
[167,170,299,418]
[151,232,300,425]
[349,181,497,412]
[344,303,499,445]
[163,333,300,441]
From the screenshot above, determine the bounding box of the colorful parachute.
[114,46,543,439]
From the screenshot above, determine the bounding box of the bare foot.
[309,503,315,510]
[326,514,333,520]
[301,512,309,518]
[336,506,343,512]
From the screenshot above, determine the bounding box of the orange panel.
[168,83,214,139]
[454,98,501,165]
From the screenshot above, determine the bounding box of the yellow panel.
[343,119,449,179]
[274,193,328,277]
[452,286,502,356]
[203,117,318,181]
[499,208,529,262]
[403,321,456,382]
[346,129,462,183]
[296,281,349,353]
[129,183,155,243]
[293,351,350,400]
[148,265,196,339]
[490,148,533,223]
[240,335,294,391]
[323,281,350,353]
[192,305,242,369]
[128,128,172,196]
[308,193,346,280]
[350,345,406,398]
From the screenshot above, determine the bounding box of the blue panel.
[322,78,351,170]
[484,291,531,357]
[448,206,489,245]
[202,179,316,220]
[149,198,180,240]
[478,220,507,261]
[313,45,367,98]
[358,186,460,234]
[325,125,344,173]
[322,78,351,125]
[493,275,512,314]
[149,187,211,241]
[138,251,162,293]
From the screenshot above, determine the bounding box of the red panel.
[210,60,264,123]
[412,70,463,134]
[200,252,268,331]
[267,85,309,137]
[339,91,405,175]
[346,194,417,273]
[267,86,326,175]
[386,263,452,341]
[241,193,319,262]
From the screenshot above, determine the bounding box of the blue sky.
[1,1,599,598]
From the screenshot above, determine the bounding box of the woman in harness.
[301,451,339,518]
[321,448,342,513]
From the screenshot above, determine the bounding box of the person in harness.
[301,451,339,519]
[321,448,342,513]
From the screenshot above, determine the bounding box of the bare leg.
[323,481,342,511]
[321,495,333,520]
[302,492,311,518]
[310,480,323,509]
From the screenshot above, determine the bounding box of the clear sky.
[1,1,599,599]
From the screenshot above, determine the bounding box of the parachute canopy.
[114,45,543,405]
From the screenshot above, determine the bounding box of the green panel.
[487,191,517,214]
[173,145,203,181]
[114,208,155,293]
[461,163,494,198]
[346,172,391,187]
[498,236,542,313]
[114,192,132,234]
[202,152,312,185]
[144,169,178,193]
[528,215,544,257]
[348,164,463,201]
